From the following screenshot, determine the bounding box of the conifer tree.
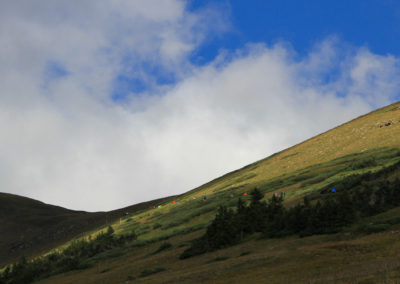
[236,197,247,240]
[247,189,267,233]
[205,206,237,250]
[107,225,115,235]
[250,187,264,204]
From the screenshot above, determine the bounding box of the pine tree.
[264,195,286,237]
[250,188,264,204]
[236,197,247,240]
[205,206,237,250]
[337,191,356,226]
[106,225,115,235]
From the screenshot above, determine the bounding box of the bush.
[211,256,229,262]
[356,223,390,234]
[348,157,377,170]
[139,267,166,277]
[126,275,136,280]
[152,242,173,255]
[153,223,162,229]
[179,238,208,259]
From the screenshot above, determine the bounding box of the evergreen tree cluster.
[0,226,136,284]
[181,165,400,259]
[180,189,284,259]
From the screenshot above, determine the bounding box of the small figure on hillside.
[202,195,207,201]
[332,188,336,193]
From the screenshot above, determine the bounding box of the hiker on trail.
[202,195,207,201]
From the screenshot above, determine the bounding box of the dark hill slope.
[0,193,105,267]
[0,193,174,267]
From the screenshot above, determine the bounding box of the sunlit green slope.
[3,101,400,283]
[104,101,400,244]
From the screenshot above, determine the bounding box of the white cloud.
[0,1,399,211]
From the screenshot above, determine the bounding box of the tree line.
[2,160,400,281]
[181,163,400,259]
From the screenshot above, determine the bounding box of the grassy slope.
[5,102,400,283]
[38,227,400,283]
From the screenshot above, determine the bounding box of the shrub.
[240,251,251,256]
[153,223,162,229]
[139,267,166,277]
[356,223,390,234]
[348,157,377,170]
[212,256,229,262]
[152,242,172,255]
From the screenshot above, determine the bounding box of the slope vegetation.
[2,101,400,283]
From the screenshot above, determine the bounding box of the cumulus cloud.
[0,1,399,211]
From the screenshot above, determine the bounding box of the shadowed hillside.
[0,193,175,267]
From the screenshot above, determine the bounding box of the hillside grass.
[37,227,400,283]
[28,145,400,283]
[98,146,400,245]
[3,101,400,283]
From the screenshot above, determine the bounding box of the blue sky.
[1,1,400,211]
[189,0,400,62]
[113,0,400,100]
